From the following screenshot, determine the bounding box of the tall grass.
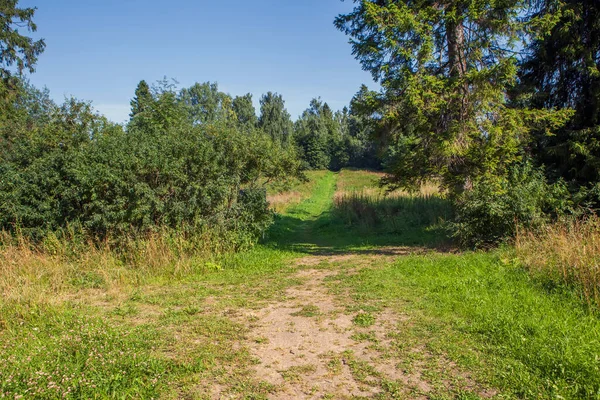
[0,228,241,303]
[267,170,329,213]
[516,216,600,309]
[333,190,452,233]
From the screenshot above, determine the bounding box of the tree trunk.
[446,16,468,119]
[446,14,471,193]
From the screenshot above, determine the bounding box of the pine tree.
[129,80,153,118]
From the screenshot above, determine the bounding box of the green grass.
[352,311,376,327]
[333,191,452,247]
[0,304,171,399]
[2,169,600,399]
[330,251,600,399]
[335,168,384,192]
[267,170,452,252]
[291,304,321,317]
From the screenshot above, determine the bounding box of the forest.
[1,0,600,399]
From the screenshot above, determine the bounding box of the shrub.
[451,162,571,248]
[0,88,302,248]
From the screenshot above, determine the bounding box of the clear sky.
[19,0,377,123]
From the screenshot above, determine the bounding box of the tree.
[179,82,234,125]
[0,1,45,125]
[335,0,569,196]
[344,91,382,169]
[520,0,600,187]
[232,93,257,128]
[294,98,332,169]
[0,0,45,80]
[258,92,293,143]
[129,80,154,118]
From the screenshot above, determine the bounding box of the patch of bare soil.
[293,246,427,267]
[238,259,431,399]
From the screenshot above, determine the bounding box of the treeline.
[336,0,600,247]
[130,78,381,172]
[0,40,380,248]
[5,0,600,249]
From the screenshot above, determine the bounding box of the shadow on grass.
[264,195,455,255]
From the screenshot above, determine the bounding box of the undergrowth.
[516,216,600,309]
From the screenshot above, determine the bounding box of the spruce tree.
[258,92,293,144]
[520,0,600,186]
[0,1,45,80]
[129,80,153,118]
[336,0,569,195]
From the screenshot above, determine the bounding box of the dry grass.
[267,191,305,213]
[334,169,439,203]
[516,216,600,308]
[0,230,221,304]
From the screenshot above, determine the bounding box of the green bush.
[0,84,301,248]
[451,162,571,248]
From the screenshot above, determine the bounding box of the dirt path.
[237,252,435,399]
[203,172,481,399]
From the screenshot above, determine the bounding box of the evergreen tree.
[336,0,569,195]
[349,87,384,169]
[129,80,153,118]
[520,0,600,187]
[0,1,45,80]
[258,92,293,143]
[0,1,45,126]
[294,98,332,170]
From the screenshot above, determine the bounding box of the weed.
[516,216,600,308]
[291,304,321,317]
[279,364,317,382]
[353,312,376,327]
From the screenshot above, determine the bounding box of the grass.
[1,168,600,399]
[291,304,321,317]
[0,237,300,398]
[266,170,329,213]
[352,311,376,327]
[0,304,170,399]
[330,251,600,399]
[331,170,452,249]
[334,168,439,197]
[516,216,600,309]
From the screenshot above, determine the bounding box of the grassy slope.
[1,169,600,399]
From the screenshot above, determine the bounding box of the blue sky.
[20,0,377,123]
